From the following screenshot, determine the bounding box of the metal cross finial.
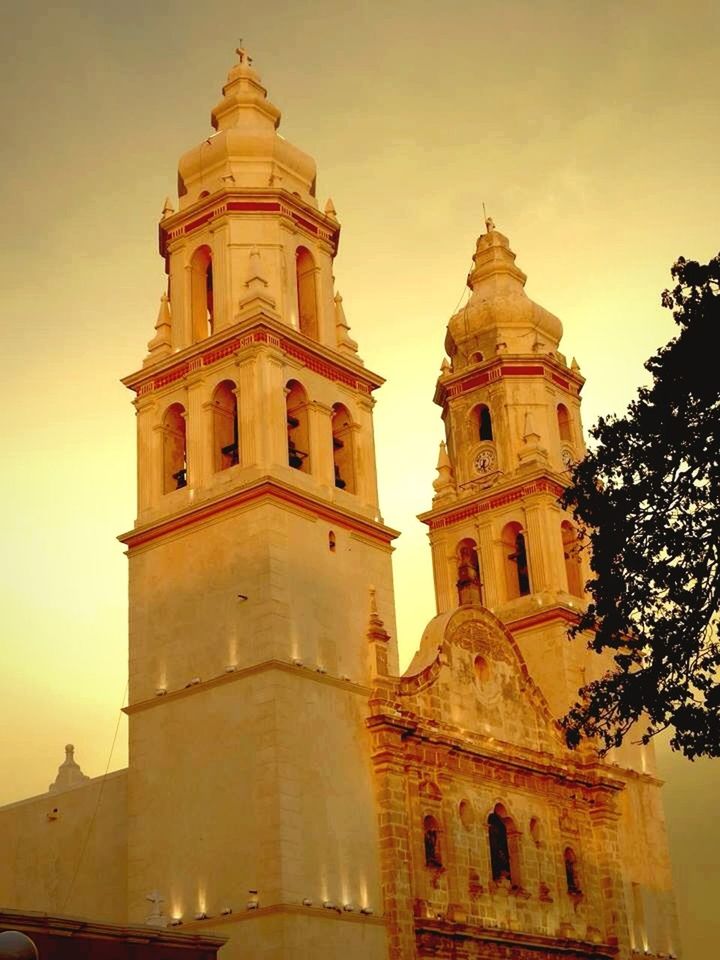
[236,41,252,66]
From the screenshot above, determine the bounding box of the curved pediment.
[398,604,565,755]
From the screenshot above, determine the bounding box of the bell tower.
[119,49,397,960]
[419,220,591,715]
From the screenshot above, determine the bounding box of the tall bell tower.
[419,221,592,715]
[119,49,397,960]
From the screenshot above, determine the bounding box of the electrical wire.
[61,678,128,913]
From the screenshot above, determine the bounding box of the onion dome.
[177,48,317,209]
[445,222,563,369]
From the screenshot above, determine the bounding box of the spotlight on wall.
[343,903,354,912]
[194,912,208,921]
[185,677,201,687]
[302,898,313,907]
[292,658,304,667]
[246,901,259,911]
[322,901,337,911]
[221,907,233,916]
[316,665,327,675]
[225,665,237,673]
[237,594,248,602]
[170,918,183,926]
[340,675,351,682]
[360,906,374,916]
[155,687,167,696]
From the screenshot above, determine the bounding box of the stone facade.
[0,48,680,960]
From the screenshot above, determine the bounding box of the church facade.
[0,50,680,960]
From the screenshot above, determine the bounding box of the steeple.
[420,223,590,717]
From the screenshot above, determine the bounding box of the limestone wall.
[0,770,127,922]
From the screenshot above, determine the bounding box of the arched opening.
[212,380,239,471]
[488,804,519,886]
[557,403,572,443]
[470,403,493,442]
[286,380,310,473]
[564,847,582,895]
[162,403,187,494]
[561,521,583,597]
[328,530,336,552]
[470,351,484,364]
[501,522,531,599]
[423,815,442,869]
[331,403,356,493]
[456,538,481,605]
[296,246,319,340]
[190,245,214,342]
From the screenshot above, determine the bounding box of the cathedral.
[0,49,680,960]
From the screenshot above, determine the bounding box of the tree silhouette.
[561,254,720,759]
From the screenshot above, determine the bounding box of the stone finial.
[237,245,277,316]
[161,197,175,219]
[334,291,359,357]
[144,292,173,365]
[49,744,90,794]
[571,356,581,373]
[485,215,496,234]
[432,441,455,502]
[324,197,338,220]
[440,357,451,375]
[518,410,548,470]
[367,586,390,678]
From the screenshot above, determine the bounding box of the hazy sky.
[0,1,718,955]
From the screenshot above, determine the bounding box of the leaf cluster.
[561,254,720,759]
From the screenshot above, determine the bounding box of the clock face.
[474,447,496,474]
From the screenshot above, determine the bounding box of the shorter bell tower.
[419,221,591,715]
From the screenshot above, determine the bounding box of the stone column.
[235,349,262,468]
[429,530,454,614]
[135,393,157,516]
[524,498,551,593]
[209,221,230,332]
[476,518,500,609]
[356,395,380,511]
[308,400,334,489]
[185,361,206,489]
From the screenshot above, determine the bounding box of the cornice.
[0,908,226,949]
[433,353,585,407]
[178,901,384,931]
[122,313,383,398]
[124,657,371,715]
[418,475,566,530]
[159,187,340,257]
[366,710,624,794]
[415,917,616,959]
[118,476,400,551]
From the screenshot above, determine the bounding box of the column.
[524,497,552,593]
[429,530,454,614]
[356,395,380,511]
[185,362,207,489]
[308,400,335,488]
[210,221,230,332]
[476,519,500,609]
[135,393,157,516]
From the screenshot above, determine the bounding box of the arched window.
[296,247,318,340]
[190,245,214,341]
[488,804,520,886]
[423,815,442,869]
[564,847,582,895]
[456,538,481,605]
[331,403,356,493]
[286,380,311,473]
[561,521,583,597]
[212,380,238,471]
[488,809,512,883]
[557,403,572,443]
[162,403,187,494]
[501,522,531,599]
[470,403,493,442]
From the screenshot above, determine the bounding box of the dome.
[177,48,317,209]
[445,224,563,368]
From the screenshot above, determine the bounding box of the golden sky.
[0,1,718,955]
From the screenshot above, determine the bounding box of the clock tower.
[419,221,592,716]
